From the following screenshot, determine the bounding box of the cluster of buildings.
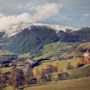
[56,55,76,61]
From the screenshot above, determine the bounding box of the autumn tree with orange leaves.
[33,67,39,79]
[78,57,85,64]
[53,61,58,72]
[84,56,90,64]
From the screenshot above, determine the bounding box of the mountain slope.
[0,23,90,55]
[3,26,59,54]
[58,27,90,42]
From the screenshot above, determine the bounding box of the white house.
[83,51,90,57]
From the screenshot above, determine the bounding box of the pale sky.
[0,0,90,30]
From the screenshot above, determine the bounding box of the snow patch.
[1,23,76,37]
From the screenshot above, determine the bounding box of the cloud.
[54,16,72,21]
[0,13,32,32]
[0,8,2,11]
[83,13,90,17]
[61,16,72,21]
[0,13,5,18]
[0,3,63,31]
[33,3,63,21]
[19,2,63,12]
[17,4,22,9]
[81,13,90,21]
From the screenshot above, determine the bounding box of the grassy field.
[34,42,77,60]
[78,42,90,50]
[6,77,90,90]
[10,42,90,60]
[68,64,90,79]
[1,66,13,73]
[5,65,90,90]
[19,53,30,58]
[1,57,90,77]
[42,42,76,55]
[38,58,79,71]
[0,50,14,56]
[23,77,90,90]
[4,58,90,90]
[38,58,90,79]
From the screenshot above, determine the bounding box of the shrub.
[66,62,73,70]
[58,72,69,80]
[86,68,90,77]
[39,69,51,82]
[44,64,55,73]
[76,62,85,68]
[59,69,64,73]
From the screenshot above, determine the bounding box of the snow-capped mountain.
[2,23,75,37]
[0,23,90,54]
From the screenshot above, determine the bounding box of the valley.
[0,24,90,90]
[0,0,90,90]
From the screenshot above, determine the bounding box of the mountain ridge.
[0,23,75,37]
[0,23,90,55]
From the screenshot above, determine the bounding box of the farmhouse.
[83,51,90,58]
